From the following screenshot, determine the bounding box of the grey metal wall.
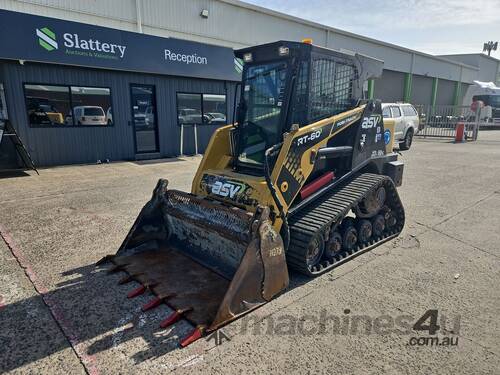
[0,0,479,84]
[0,59,236,166]
[411,75,433,105]
[435,78,455,105]
[373,70,405,102]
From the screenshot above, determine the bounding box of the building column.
[367,79,375,100]
[431,77,439,107]
[403,73,412,102]
[453,66,464,106]
[430,77,439,115]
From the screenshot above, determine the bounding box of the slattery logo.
[36,26,127,59]
[36,27,58,51]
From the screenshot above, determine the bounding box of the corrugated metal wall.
[0,59,236,166]
[0,0,479,84]
[411,75,433,105]
[373,70,405,102]
[435,78,455,105]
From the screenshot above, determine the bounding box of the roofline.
[438,53,500,63]
[220,0,478,71]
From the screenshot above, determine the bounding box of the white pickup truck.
[382,103,419,150]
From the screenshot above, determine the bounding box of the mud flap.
[99,179,289,345]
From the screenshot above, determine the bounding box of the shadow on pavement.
[0,258,314,373]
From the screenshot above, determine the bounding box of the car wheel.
[400,128,413,150]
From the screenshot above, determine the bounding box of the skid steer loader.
[98,40,405,347]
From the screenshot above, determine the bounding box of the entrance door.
[130,84,159,153]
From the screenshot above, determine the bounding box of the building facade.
[0,0,498,166]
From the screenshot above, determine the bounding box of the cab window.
[382,107,391,118]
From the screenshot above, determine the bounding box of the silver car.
[382,103,419,150]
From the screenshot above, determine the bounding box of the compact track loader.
[98,40,405,347]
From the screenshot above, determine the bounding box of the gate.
[415,105,481,140]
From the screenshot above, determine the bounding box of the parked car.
[382,103,419,150]
[73,106,107,125]
[205,112,227,125]
[178,108,202,124]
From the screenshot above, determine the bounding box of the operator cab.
[233,40,381,175]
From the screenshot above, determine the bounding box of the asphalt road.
[1,132,499,374]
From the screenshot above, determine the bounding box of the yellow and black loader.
[98,40,405,347]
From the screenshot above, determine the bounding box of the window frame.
[402,105,418,117]
[176,91,227,127]
[382,106,392,119]
[390,106,402,118]
[23,82,114,128]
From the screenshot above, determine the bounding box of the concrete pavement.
[0,132,499,374]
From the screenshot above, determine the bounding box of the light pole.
[483,41,498,56]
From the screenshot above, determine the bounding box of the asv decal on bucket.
[211,180,246,199]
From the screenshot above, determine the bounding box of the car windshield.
[237,61,288,166]
[85,107,104,116]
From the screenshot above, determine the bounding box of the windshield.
[487,95,500,107]
[237,61,288,166]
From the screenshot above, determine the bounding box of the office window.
[24,84,113,127]
[177,93,226,126]
[70,87,112,126]
[202,94,226,125]
[24,84,71,126]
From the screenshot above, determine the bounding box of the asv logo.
[211,181,245,199]
[361,115,381,129]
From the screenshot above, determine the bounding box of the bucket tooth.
[180,325,205,347]
[127,280,158,298]
[160,308,192,328]
[118,275,134,285]
[127,285,146,298]
[142,293,175,312]
[142,297,163,312]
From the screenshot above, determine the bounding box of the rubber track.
[287,173,405,276]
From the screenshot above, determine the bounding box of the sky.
[244,0,500,59]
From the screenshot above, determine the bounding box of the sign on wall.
[0,9,241,82]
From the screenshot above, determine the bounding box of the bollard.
[455,122,465,142]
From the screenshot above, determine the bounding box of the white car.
[382,103,419,150]
[73,106,107,126]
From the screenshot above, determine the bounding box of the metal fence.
[415,105,483,140]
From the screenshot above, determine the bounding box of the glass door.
[130,84,159,153]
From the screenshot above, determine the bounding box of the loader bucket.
[99,179,289,346]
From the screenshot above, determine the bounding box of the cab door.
[391,105,404,140]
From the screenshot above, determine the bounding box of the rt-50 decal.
[361,115,381,129]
